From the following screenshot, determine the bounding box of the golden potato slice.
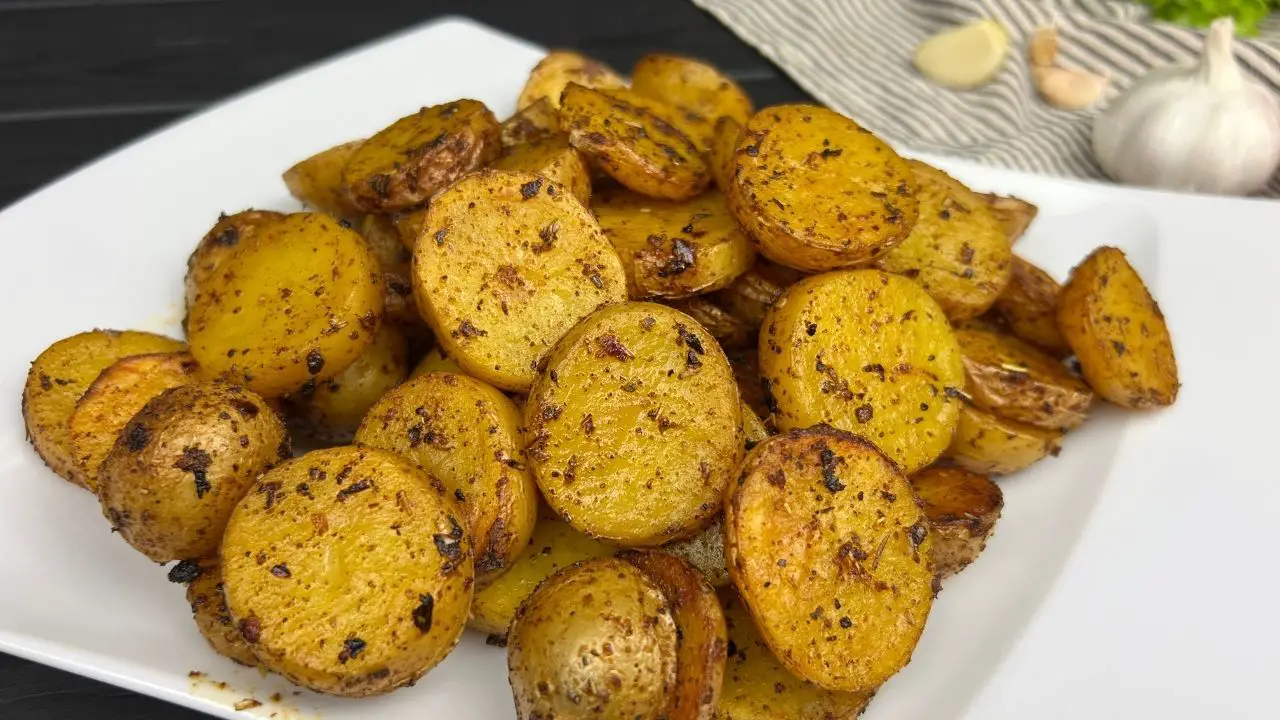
[710,116,744,193]
[620,550,727,720]
[184,210,286,315]
[946,402,1063,475]
[990,256,1070,356]
[342,99,501,213]
[286,325,408,444]
[413,169,627,392]
[507,558,677,720]
[664,297,754,350]
[526,302,744,546]
[410,345,465,378]
[727,105,918,272]
[23,329,185,488]
[517,50,627,110]
[221,446,472,696]
[978,192,1038,244]
[560,83,710,201]
[726,427,934,693]
[99,381,289,562]
[911,466,1003,578]
[632,53,753,137]
[876,161,1013,320]
[282,140,364,221]
[593,186,755,299]
[177,558,258,667]
[492,134,592,206]
[760,270,964,473]
[606,85,718,155]
[187,213,384,398]
[717,591,872,719]
[711,259,805,332]
[956,327,1093,429]
[663,518,730,589]
[392,206,430,252]
[469,516,614,637]
[501,98,562,146]
[1057,246,1179,408]
[740,403,771,449]
[68,352,198,492]
[355,372,538,588]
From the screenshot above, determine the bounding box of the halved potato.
[663,518,730,589]
[946,402,1063,474]
[517,50,627,110]
[711,259,805,332]
[978,192,1038,244]
[709,116,744,193]
[282,140,364,221]
[184,210,286,314]
[664,297,754,350]
[181,558,259,667]
[911,466,1003,578]
[501,97,562,146]
[411,345,466,378]
[526,302,744,546]
[286,324,409,444]
[492,134,592,206]
[956,327,1093,429]
[725,427,934,693]
[23,329,185,488]
[990,256,1070,356]
[412,169,627,392]
[1057,246,1179,408]
[342,99,501,212]
[740,403,771,448]
[68,352,199,492]
[727,105,918,272]
[359,214,419,329]
[876,161,1013,320]
[760,270,965,473]
[593,186,755,298]
[631,53,753,151]
[393,207,430,252]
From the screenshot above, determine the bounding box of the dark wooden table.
[0,1,806,717]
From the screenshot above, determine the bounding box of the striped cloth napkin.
[692,0,1280,196]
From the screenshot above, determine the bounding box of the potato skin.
[710,116,744,193]
[727,105,918,272]
[342,99,501,213]
[990,256,1070,356]
[716,591,872,720]
[725,427,935,693]
[1057,246,1179,408]
[469,516,614,637]
[23,329,185,488]
[184,210,286,316]
[760,270,965,473]
[978,193,1038,245]
[413,169,627,392]
[187,212,385,398]
[876,161,1012,320]
[619,550,727,720]
[664,297,754,350]
[98,381,288,563]
[711,259,804,332]
[68,352,199,492]
[946,402,1063,475]
[517,50,627,110]
[501,97,562,146]
[221,446,472,697]
[282,140,364,221]
[182,558,259,667]
[285,324,408,444]
[411,345,465,378]
[593,186,755,299]
[911,466,1003,578]
[492,134,592,206]
[525,302,744,546]
[507,558,678,720]
[358,214,420,331]
[662,517,730,589]
[956,328,1093,430]
[631,53,754,151]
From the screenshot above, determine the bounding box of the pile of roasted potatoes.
[22,48,1179,716]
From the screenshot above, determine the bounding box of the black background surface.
[0,0,807,717]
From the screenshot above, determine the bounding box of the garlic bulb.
[1092,17,1280,196]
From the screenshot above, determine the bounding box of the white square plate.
[1,16,1278,720]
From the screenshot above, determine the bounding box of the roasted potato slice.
[68,352,198,492]
[620,550,727,720]
[342,99,501,213]
[593,186,755,299]
[23,329,185,488]
[911,466,1003,578]
[411,345,466,378]
[507,558,677,720]
[560,83,710,201]
[517,50,627,110]
[221,446,472,696]
[413,169,627,392]
[469,516,614,637]
[187,213,385,398]
[990,255,1070,356]
[956,327,1093,429]
[740,403,770,448]
[492,134,592,206]
[286,325,408,444]
[946,402,1063,474]
[727,347,769,423]
[99,381,288,562]
[978,192,1038,244]
[355,372,538,587]
[392,207,430,252]
[359,214,419,328]
[876,161,1013,319]
[501,98,562,146]
[760,270,965,473]
[663,518,730,589]
[664,297,754,350]
[725,427,934,693]
[631,53,754,149]
[718,591,872,719]
[727,105,918,272]
[178,558,259,667]
[282,140,364,221]
[1057,246,1179,408]
[525,302,744,546]
[184,210,286,315]
[709,116,744,193]
[712,259,805,332]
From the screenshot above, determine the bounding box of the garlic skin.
[1092,17,1280,196]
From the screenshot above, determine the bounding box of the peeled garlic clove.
[1028,26,1059,67]
[1032,65,1107,110]
[914,19,1009,90]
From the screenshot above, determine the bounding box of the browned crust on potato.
[978,192,1038,244]
[911,466,1003,578]
[990,256,1070,356]
[181,558,260,667]
[946,402,1063,475]
[956,327,1093,430]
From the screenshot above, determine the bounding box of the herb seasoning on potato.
[184,210,285,317]
[990,255,1071,356]
[516,50,627,111]
[956,327,1094,429]
[181,558,259,667]
[911,466,1003,578]
[630,53,754,151]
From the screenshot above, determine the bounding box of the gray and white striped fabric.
[692,0,1280,196]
